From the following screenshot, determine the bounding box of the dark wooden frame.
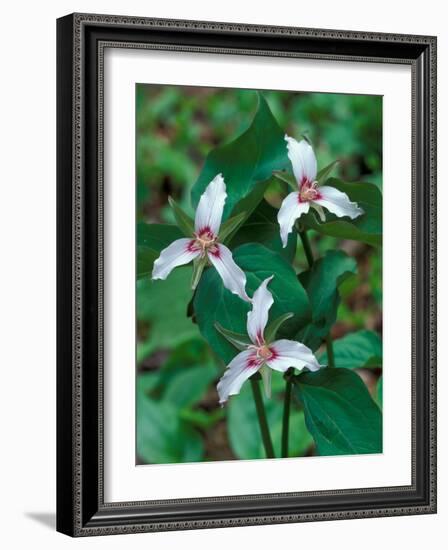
[57,13,437,537]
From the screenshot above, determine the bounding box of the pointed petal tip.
[195,174,227,235]
[151,238,199,281]
[316,185,364,221]
[216,349,257,404]
[247,276,275,344]
[151,271,165,281]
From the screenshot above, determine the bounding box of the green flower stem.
[186,287,198,322]
[299,228,336,367]
[250,375,275,459]
[281,377,292,458]
[299,229,314,268]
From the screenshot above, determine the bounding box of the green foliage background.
[136,85,382,464]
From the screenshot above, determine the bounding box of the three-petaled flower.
[152,174,249,302]
[278,135,364,247]
[217,276,322,404]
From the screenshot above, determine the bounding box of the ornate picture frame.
[56,13,437,536]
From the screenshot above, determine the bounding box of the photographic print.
[136,85,383,465]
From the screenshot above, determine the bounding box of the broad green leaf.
[229,178,271,218]
[136,341,219,464]
[228,380,313,459]
[194,244,311,363]
[136,339,157,364]
[168,196,195,236]
[215,322,251,351]
[137,389,203,464]
[137,267,199,358]
[300,178,382,246]
[156,339,211,388]
[293,368,382,455]
[164,362,218,409]
[215,179,271,245]
[228,200,297,262]
[264,312,294,344]
[137,223,183,279]
[137,247,158,280]
[180,408,225,429]
[376,376,383,408]
[297,250,357,351]
[191,94,289,220]
[319,330,382,369]
[137,371,160,396]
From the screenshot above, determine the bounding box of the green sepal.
[272,170,297,191]
[168,196,195,237]
[264,312,294,344]
[191,256,207,290]
[214,322,251,351]
[219,211,247,243]
[316,160,339,184]
[260,365,272,399]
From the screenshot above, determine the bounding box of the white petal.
[152,238,200,280]
[277,192,310,248]
[207,243,249,302]
[217,350,261,404]
[313,186,364,219]
[267,339,322,373]
[285,135,317,184]
[247,276,274,345]
[194,173,227,236]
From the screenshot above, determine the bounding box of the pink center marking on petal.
[255,330,264,347]
[207,243,220,258]
[194,227,218,254]
[197,226,213,238]
[187,239,201,253]
[245,354,262,370]
[299,179,321,203]
[248,343,278,364]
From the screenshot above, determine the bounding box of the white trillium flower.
[152,174,249,302]
[217,276,322,404]
[278,135,364,247]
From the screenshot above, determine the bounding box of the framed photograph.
[56,13,437,536]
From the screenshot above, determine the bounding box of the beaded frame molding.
[56,13,437,537]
